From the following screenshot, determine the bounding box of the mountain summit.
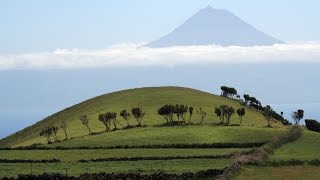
[146,6,283,47]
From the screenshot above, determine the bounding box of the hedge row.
[0,142,266,151]
[78,155,231,162]
[265,159,320,167]
[1,169,224,180]
[0,159,60,163]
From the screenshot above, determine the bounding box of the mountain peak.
[145,7,283,48]
[203,5,214,11]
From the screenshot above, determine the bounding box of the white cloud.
[1,43,320,70]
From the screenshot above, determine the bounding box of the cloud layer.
[1,43,320,70]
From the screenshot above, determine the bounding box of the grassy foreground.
[0,159,232,178]
[234,166,320,180]
[270,130,320,161]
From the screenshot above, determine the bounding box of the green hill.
[0,86,283,148]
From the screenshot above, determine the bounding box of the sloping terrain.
[0,86,279,148]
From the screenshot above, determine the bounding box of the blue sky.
[1,0,319,53]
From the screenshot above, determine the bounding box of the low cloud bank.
[1,43,320,70]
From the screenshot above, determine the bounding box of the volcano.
[146,6,283,47]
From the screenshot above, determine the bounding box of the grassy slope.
[270,129,320,160]
[0,87,282,148]
[46,126,287,148]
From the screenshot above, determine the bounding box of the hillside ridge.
[0,86,278,148]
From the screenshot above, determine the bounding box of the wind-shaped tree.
[237,108,246,126]
[292,109,304,124]
[80,115,91,134]
[131,107,145,126]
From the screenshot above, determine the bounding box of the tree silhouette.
[51,126,59,141]
[158,105,175,123]
[120,110,131,127]
[214,107,223,123]
[292,109,304,124]
[188,106,194,124]
[131,107,145,126]
[236,108,246,126]
[80,115,91,134]
[264,105,273,127]
[99,113,111,132]
[60,121,68,140]
[197,107,207,124]
[40,128,53,144]
[224,106,235,124]
[221,86,237,98]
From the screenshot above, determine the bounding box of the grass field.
[270,130,320,161]
[43,126,287,148]
[0,148,249,162]
[0,159,232,178]
[234,166,320,180]
[0,87,283,148]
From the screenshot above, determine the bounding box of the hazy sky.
[0,1,320,138]
[1,0,319,53]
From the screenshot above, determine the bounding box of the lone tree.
[180,105,189,122]
[216,105,234,125]
[197,107,207,124]
[214,107,223,123]
[120,110,131,127]
[51,126,59,141]
[243,94,262,109]
[107,112,119,129]
[224,106,235,125]
[188,106,194,124]
[80,115,91,134]
[292,109,304,124]
[173,104,188,122]
[236,108,246,126]
[39,126,59,144]
[264,105,273,127]
[60,121,68,140]
[40,128,53,144]
[131,107,145,126]
[99,113,112,132]
[158,104,175,124]
[221,86,237,99]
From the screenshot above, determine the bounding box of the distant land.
[146,6,283,47]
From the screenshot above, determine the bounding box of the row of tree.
[39,121,69,144]
[157,104,246,126]
[221,86,292,125]
[157,104,193,124]
[39,107,145,143]
[80,107,146,134]
[214,106,246,125]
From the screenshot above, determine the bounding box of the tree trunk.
[188,115,192,124]
[113,119,117,129]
